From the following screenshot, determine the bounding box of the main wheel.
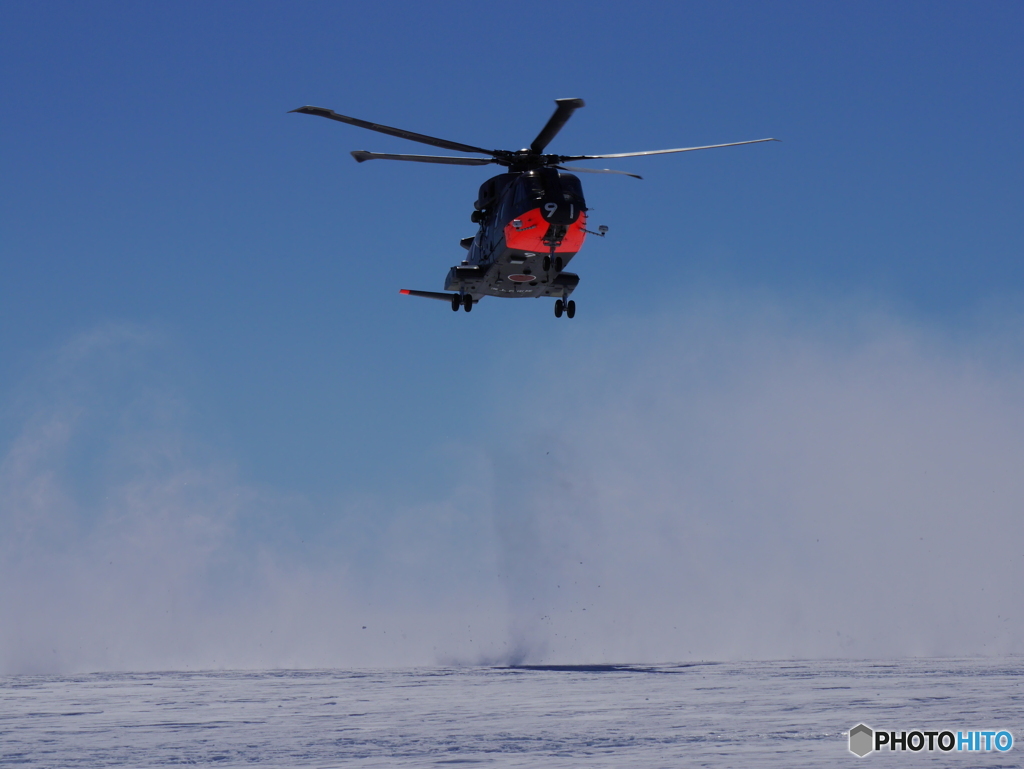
[554,299,564,318]
[566,300,576,319]
[463,294,473,312]
[542,255,551,271]
[451,294,461,312]
[555,256,563,272]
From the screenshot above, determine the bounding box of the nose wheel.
[554,299,576,319]
[542,255,564,273]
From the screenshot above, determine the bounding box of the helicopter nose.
[541,200,582,225]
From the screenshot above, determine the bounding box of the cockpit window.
[475,173,515,211]
[526,171,546,199]
[559,173,584,202]
[508,169,585,210]
[512,171,545,208]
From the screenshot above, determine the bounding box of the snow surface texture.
[1,659,1020,767]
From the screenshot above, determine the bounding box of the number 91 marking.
[543,202,575,220]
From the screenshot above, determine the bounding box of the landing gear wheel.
[462,294,473,312]
[554,299,564,318]
[555,256,563,272]
[451,294,461,312]
[566,300,576,319]
[542,255,551,271]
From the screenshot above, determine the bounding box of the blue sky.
[2,1,1023,671]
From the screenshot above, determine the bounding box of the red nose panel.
[504,209,587,253]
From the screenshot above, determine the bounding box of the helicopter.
[291,99,776,317]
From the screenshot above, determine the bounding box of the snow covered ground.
[2,658,1020,767]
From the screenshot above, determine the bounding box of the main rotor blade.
[291,105,496,156]
[562,137,779,160]
[556,165,642,180]
[351,151,495,166]
[530,98,586,154]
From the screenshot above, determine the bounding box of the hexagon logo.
[849,724,874,757]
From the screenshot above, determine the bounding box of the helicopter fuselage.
[291,97,775,317]
[445,167,587,302]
